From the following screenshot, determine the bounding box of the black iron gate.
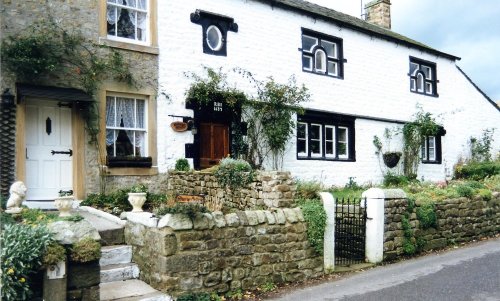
[335,197,367,266]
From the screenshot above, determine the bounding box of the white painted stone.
[100,245,132,266]
[100,263,140,283]
[126,212,159,228]
[319,192,336,273]
[157,214,193,230]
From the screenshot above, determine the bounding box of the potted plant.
[127,184,148,212]
[383,151,402,168]
[54,190,74,217]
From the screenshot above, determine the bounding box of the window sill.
[297,157,355,162]
[99,37,159,55]
[410,90,439,98]
[105,166,158,176]
[421,160,442,165]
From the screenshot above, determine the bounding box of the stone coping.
[79,205,127,226]
[122,208,305,230]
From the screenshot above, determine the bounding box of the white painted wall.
[157,0,500,186]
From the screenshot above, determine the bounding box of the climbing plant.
[402,108,441,178]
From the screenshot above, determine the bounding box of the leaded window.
[301,28,343,78]
[409,57,437,96]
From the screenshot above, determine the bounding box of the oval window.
[206,25,223,51]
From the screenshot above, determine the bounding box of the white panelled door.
[25,100,73,200]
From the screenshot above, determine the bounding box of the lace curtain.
[106,96,146,157]
[107,0,147,40]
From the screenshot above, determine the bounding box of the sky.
[307,0,500,101]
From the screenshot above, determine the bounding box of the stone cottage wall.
[383,192,500,260]
[124,208,322,296]
[167,171,296,210]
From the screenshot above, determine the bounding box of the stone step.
[100,263,140,283]
[100,245,133,266]
[100,279,172,301]
[78,209,125,246]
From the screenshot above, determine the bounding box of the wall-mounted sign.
[171,121,188,132]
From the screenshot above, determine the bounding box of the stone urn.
[54,196,74,217]
[128,192,147,212]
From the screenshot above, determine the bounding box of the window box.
[107,156,152,168]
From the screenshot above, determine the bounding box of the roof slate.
[262,0,460,61]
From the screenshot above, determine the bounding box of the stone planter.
[54,196,74,217]
[383,152,402,168]
[128,192,147,212]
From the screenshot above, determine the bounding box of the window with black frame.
[421,135,442,164]
[409,57,438,96]
[301,28,344,78]
[297,111,354,161]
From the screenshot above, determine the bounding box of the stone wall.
[124,208,323,296]
[167,171,296,211]
[383,192,500,260]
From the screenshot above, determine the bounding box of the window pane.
[302,35,318,52]
[206,25,223,51]
[297,123,307,139]
[325,142,334,155]
[310,124,321,140]
[117,9,136,39]
[136,99,145,128]
[310,140,320,154]
[327,61,337,76]
[410,79,416,91]
[325,127,333,141]
[417,73,424,92]
[302,55,312,71]
[116,97,135,128]
[321,40,337,58]
[297,140,306,154]
[338,128,347,143]
[106,129,116,156]
[422,66,432,79]
[422,139,428,160]
[338,127,348,157]
[425,82,433,94]
[106,96,116,127]
[410,62,419,75]
[115,129,135,156]
[314,49,326,73]
[135,131,146,156]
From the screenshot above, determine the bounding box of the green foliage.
[295,180,322,200]
[154,203,209,219]
[260,282,277,293]
[299,199,327,254]
[402,108,440,177]
[454,160,500,181]
[1,194,7,210]
[373,135,383,155]
[175,158,190,171]
[19,208,58,225]
[0,212,16,229]
[478,188,493,201]
[42,243,66,266]
[225,289,244,300]
[69,237,101,263]
[345,177,362,190]
[483,174,500,191]
[129,184,148,193]
[416,203,437,229]
[177,292,212,301]
[1,224,53,300]
[469,129,495,162]
[214,158,254,190]
[383,172,411,187]
[456,184,474,198]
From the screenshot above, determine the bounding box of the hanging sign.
[171,121,188,132]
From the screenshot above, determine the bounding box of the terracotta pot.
[128,192,147,212]
[54,196,74,217]
[383,152,402,168]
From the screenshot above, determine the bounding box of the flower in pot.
[383,152,402,168]
[54,190,74,217]
[127,184,148,212]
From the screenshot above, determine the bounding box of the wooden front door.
[199,122,229,169]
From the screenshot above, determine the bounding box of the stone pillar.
[43,260,67,301]
[362,188,406,263]
[364,0,391,29]
[319,192,336,273]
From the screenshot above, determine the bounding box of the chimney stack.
[364,0,391,29]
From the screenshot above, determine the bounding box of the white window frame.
[324,125,336,158]
[206,25,223,51]
[106,95,148,157]
[337,126,349,159]
[297,122,308,157]
[314,49,327,73]
[106,0,150,45]
[310,123,323,157]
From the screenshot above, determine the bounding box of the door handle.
[51,149,73,157]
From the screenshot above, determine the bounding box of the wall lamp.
[1,89,15,107]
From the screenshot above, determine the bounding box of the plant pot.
[383,152,402,168]
[128,192,147,212]
[54,196,74,217]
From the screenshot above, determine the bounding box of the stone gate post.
[319,192,336,273]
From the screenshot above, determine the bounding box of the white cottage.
[155,0,499,185]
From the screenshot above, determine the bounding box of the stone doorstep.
[100,245,133,266]
[100,279,172,301]
[100,263,140,283]
[334,263,375,273]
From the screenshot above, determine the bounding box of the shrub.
[416,203,437,229]
[478,189,492,201]
[69,237,101,263]
[42,243,66,266]
[177,292,211,301]
[1,224,53,300]
[454,161,500,180]
[214,158,254,190]
[154,203,209,219]
[456,185,474,198]
[383,172,410,187]
[299,199,326,254]
[175,158,190,171]
[296,180,322,199]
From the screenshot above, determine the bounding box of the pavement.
[266,238,500,301]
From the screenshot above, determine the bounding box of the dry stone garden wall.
[167,171,296,211]
[383,192,500,260]
[124,208,322,296]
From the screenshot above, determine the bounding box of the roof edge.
[456,66,499,112]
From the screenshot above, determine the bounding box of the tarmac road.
[267,238,500,301]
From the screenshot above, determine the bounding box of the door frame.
[16,97,86,200]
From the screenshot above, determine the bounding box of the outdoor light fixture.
[187,119,198,135]
[1,88,15,106]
